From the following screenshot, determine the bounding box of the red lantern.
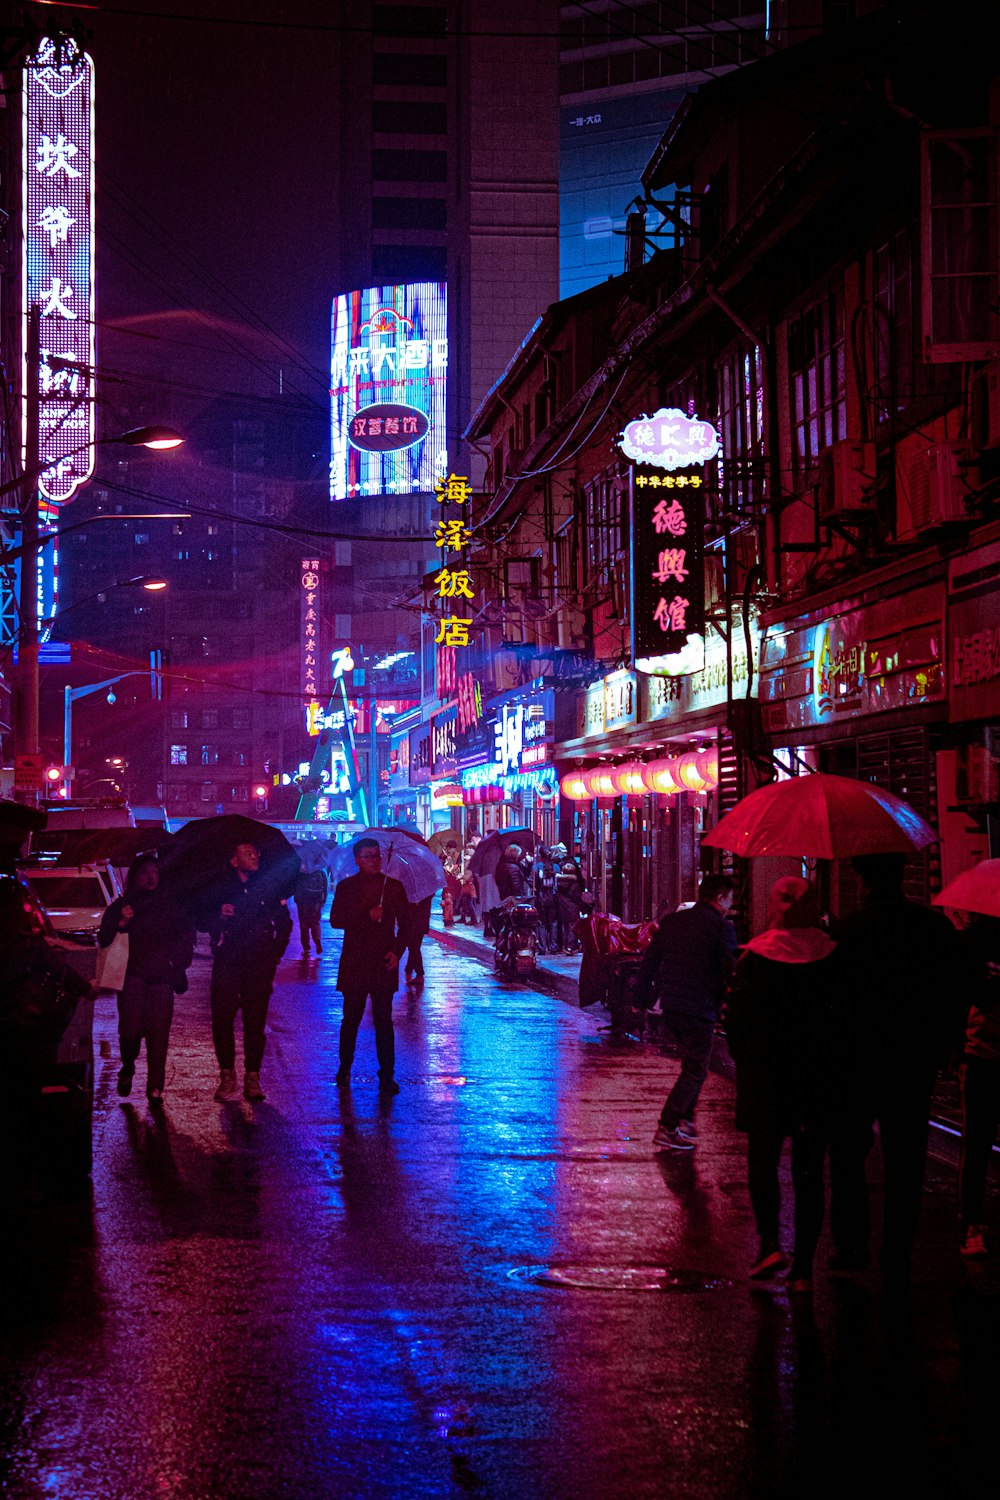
[641,758,681,796]
[611,763,647,796]
[585,766,618,799]
[560,772,590,801]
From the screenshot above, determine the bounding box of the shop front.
[407,720,433,836]
[554,637,754,921]
[759,571,946,907]
[944,529,1000,871]
[457,680,562,844]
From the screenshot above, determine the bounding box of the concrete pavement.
[0,933,997,1499]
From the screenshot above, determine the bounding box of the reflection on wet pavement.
[0,936,995,1498]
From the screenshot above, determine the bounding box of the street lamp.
[41,575,169,635]
[63,670,159,781]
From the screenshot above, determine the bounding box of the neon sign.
[619,408,720,471]
[330,282,447,499]
[301,559,322,717]
[23,37,96,505]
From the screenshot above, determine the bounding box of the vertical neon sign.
[23,36,96,506]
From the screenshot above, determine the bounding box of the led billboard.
[330,281,447,500]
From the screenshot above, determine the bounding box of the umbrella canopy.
[291,837,332,874]
[934,859,1000,918]
[386,825,428,846]
[469,827,537,877]
[326,828,444,904]
[427,829,463,859]
[161,814,299,906]
[701,773,938,860]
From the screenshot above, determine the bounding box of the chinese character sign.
[619,408,720,472]
[301,559,322,714]
[630,463,706,668]
[23,37,96,504]
[330,281,447,499]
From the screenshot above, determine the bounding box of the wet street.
[1,934,997,1500]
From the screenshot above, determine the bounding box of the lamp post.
[9,418,183,794]
[44,575,169,636]
[63,671,155,780]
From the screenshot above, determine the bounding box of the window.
[170,744,188,766]
[170,711,188,730]
[232,709,251,731]
[372,101,447,136]
[371,245,447,282]
[231,749,248,768]
[921,128,1000,362]
[584,470,624,577]
[227,784,249,802]
[787,289,847,481]
[372,196,447,231]
[134,532,149,545]
[372,148,447,183]
[717,342,765,514]
[373,5,447,36]
[201,709,219,730]
[373,52,446,86]
[200,745,219,765]
[200,783,218,803]
[872,230,918,423]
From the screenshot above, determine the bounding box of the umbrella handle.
[380,841,394,904]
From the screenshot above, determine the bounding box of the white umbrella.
[325,829,445,904]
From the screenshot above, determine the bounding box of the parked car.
[19,858,123,943]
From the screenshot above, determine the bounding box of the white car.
[20,860,123,943]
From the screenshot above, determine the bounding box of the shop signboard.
[626,438,710,678]
[430,702,458,778]
[488,684,554,774]
[644,627,759,723]
[408,722,432,785]
[388,727,410,791]
[760,585,944,734]
[603,670,638,732]
[948,537,1000,722]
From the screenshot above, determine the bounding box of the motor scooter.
[493,896,539,978]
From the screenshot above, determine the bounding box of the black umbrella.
[161,814,299,913]
[469,827,536,877]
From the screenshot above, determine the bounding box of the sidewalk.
[428,910,582,1003]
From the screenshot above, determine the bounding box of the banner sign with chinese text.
[330,281,447,500]
[23,37,95,505]
[300,559,323,711]
[629,462,706,671]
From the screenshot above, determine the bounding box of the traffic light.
[45,765,66,799]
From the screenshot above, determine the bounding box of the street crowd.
[2,802,998,1294]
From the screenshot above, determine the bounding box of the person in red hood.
[725,876,838,1294]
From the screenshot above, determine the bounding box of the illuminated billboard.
[330,281,447,500]
[22,35,96,505]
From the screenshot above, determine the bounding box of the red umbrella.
[933,859,1000,918]
[701,773,937,860]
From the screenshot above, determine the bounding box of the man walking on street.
[294,862,328,958]
[205,841,292,1103]
[329,838,408,1094]
[829,853,960,1283]
[638,874,738,1151]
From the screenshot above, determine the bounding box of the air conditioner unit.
[817,441,876,519]
[906,441,972,532]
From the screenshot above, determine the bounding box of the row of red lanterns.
[560,748,719,802]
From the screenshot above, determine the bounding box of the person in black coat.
[203,841,292,1104]
[828,852,961,1281]
[328,839,408,1093]
[638,874,738,1150]
[98,853,194,1105]
[726,877,838,1292]
[401,893,432,983]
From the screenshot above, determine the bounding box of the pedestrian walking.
[402,893,432,983]
[495,844,528,901]
[204,841,292,1103]
[294,863,328,957]
[828,852,961,1282]
[551,843,586,953]
[726,877,837,1292]
[98,853,194,1106]
[957,913,1000,1259]
[638,874,738,1151]
[328,837,408,1094]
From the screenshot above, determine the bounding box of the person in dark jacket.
[956,914,1000,1260]
[98,853,194,1105]
[328,839,408,1093]
[402,894,433,983]
[638,873,738,1151]
[495,845,528,902]
[294,864,328,958]
[726,877,838,1292]
[532,847,560,953]
[551,844,586,953]
[204,842,292,1104]
[828,852,961,1282]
